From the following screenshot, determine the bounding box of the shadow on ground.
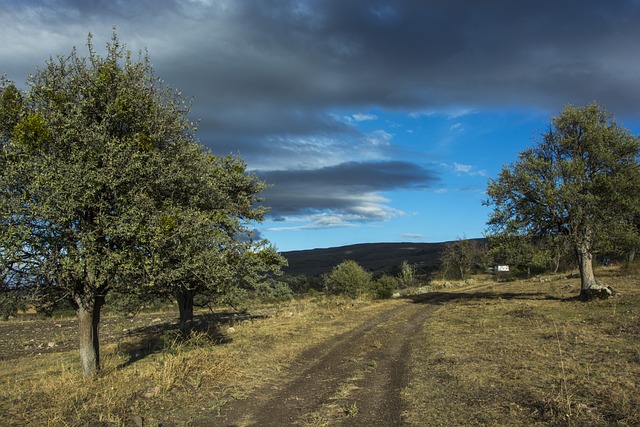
[116,311,266,367]
[407,291,577,305]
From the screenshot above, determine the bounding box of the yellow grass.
[0,296,398,426]
[403,268,640,426]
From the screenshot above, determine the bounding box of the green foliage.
[12,113,50,152]
[0,289,26,320]
[485,103,640,293]
[255,280,294,303]
[488,234,571,277]
[441,237,484,280]
[0,32,284,373]
[370,275,397,299]
[398,260,416,288]
[0,78,23,136]
[278,274,324,293]
[326,260,372,298]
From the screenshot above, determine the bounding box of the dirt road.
[216,295,438,426]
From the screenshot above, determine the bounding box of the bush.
[326,260,372,298]
[398,260,416,288]
[255,280,293,303]
[370,275,397,299]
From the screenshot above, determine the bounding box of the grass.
[0,295,395,426]
[403,267,640,426]
[1,268,638,425]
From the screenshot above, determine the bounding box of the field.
[1,267,639,426]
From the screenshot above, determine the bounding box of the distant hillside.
[280,240,486,276]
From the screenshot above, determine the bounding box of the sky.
[2,1,640,252]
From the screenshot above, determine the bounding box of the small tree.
[398,260,416,288]
[441,237,482,280]
[486,103,640,299]
[325,260,372,298]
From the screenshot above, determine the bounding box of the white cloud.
[451,162,487,177]
[351,113,378,122]
[401,233,425,239]
[365,129,393,146]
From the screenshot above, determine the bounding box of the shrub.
[326,260,372,298]
[255,280,294,303]
[370,275,397,299]
[398,260,416,288]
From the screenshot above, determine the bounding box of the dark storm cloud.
[2,0,639,226]
[5,0,639,113]
[255,160,438,219]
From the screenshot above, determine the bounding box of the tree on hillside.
[485,103,640,300]
[0,33,282,374]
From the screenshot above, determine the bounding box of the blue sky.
[2,1,640,251]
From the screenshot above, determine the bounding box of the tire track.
[218,298,439,426]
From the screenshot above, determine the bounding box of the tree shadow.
[407,290,578,305]
[116,311,266,368]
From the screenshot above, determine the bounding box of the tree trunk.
[627,249,636,265]
[576,240,597,300]
[75,292,105,376]
[175,287,194,337]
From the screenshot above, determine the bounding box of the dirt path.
[216,296,439,427]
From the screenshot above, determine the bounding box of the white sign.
[496,265,510,272]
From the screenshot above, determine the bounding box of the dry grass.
[2,268,638,426]
[0,295,397,426]
[404,267,640,426]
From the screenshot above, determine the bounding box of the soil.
[212,294,440,427]
[0,312,178,361]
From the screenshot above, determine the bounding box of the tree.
[441,237,483,280]
[398,260,416,288]
[139,150,286,336]
[0,33,283,374]
[325,260,372,298]
[486,103,640,299]
[488,234,570,277]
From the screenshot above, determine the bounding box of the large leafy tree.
[485,103,640,299]
[0,33,282,374]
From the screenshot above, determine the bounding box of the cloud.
[445,162,487,177]
[341,112,378,124]
[256,160,438,228]
[401,233,425,239]
[2,0,640,237]
[5,1,640,116]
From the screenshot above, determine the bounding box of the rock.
[580,283,614,301]
[465,278,476,285]
[392,292,401,298]
[143,386,160,399]
[47,342,56,348]
[227,326,236,334]
[443,282,453,288]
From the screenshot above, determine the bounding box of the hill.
[280,240,485,276]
